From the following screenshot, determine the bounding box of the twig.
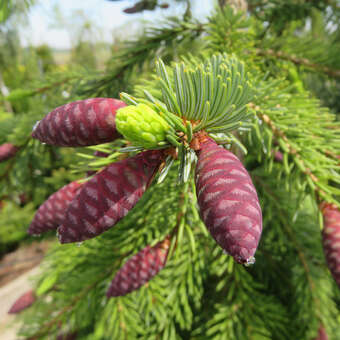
[26,270,112,339]
[254,48,340,78]
[252,107,331,202]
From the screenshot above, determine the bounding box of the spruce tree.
[1,1,340,339]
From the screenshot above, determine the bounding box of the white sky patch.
[20,0,214,49]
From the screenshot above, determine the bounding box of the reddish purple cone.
[107,238,170,297]
[58,150,163,243]
[0,143,19,162]
[28,181,83,236]
[273,150,283,162]
[195,139,262,264]
[8,290,35,314]
[321,202,340,288]
[313,325,328,340]
[32,98,126,147]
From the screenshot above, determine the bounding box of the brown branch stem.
[254,48,340,78]
[253,107,327,201]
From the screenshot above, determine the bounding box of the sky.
[21,0,215,49]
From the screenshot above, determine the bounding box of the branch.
[254,175,322,321]
[26,269,113,339]
[254,48,340,78]
[252,106,329,202]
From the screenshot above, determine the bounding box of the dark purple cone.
[107,238,170,297]
[32,98,126,147]
[58,150,163,243]
[195,139,262,264]
[0,143,19,162]
[8,290,35,314]
[28,181,83,235]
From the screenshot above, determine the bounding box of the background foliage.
[0,0,340,339]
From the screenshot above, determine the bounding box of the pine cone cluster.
[30,96,263,297]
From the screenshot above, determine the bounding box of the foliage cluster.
[0,1,340,339]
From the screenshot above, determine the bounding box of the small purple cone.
[320,202,340,288]
[8,290,35,314]
[313,325,328,340]
[0,143,19,162]
[107,238,170,297]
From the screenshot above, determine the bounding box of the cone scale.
[195,139,262,264]
[58,150,163,243]
[107,238,170,297]
[321,202,340,288]
[32,98,126,147]
[28,181,83,236]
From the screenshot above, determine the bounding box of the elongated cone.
[195,139,262,264]
[32,98,126,147]
[321,202,340,288]
[8,290,35,314]
[0,143,19,162]
[313,325,328,340]
[58,150,163,243]
[28,181,83,236]
[107,238,170,297]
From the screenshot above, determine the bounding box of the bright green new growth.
[116,103,171,148]
[155,53,254,133]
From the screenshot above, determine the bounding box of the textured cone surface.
[0,143,19,162]
[58,150,163,243]
[107,239,170,297]
[195,139,262,264]
[32,98,126,147]
[28,181,83,235]
[8,290,35,314]
[321,202,340,288]
[116,103,170,148]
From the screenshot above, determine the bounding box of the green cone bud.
[116,104,171,148]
